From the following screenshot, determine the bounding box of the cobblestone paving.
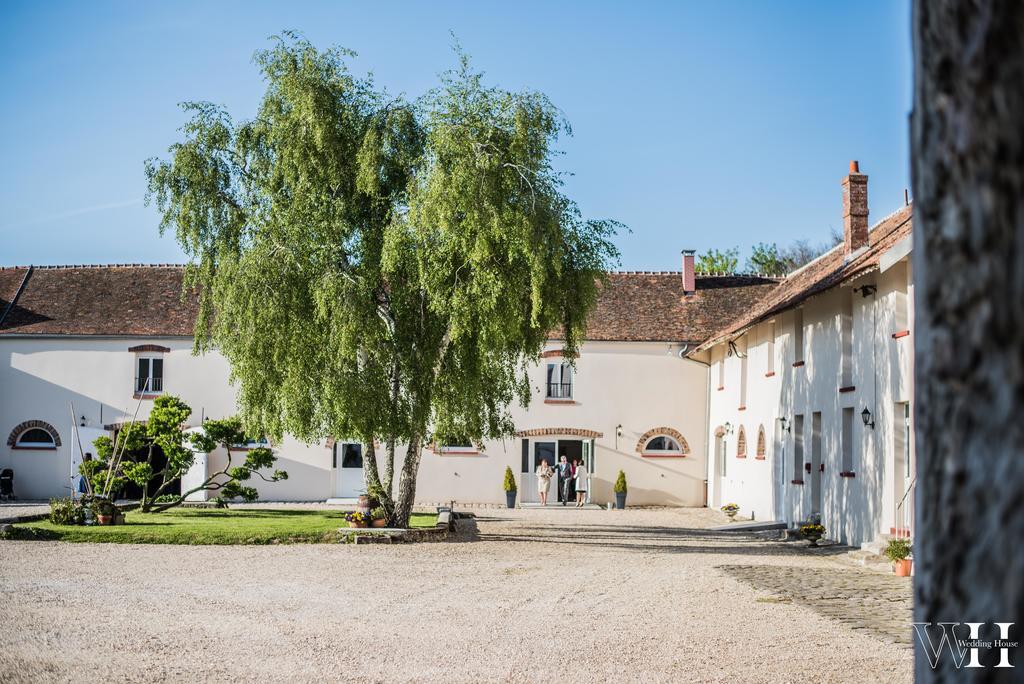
[718,563,914,646]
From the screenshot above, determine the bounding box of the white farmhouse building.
[0,262,774,506]
[0,161,915,544]
[689,162,914,548]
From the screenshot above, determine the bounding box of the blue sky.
[0,1,911,270]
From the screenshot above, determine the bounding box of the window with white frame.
[15,427,57,449]
[841,289,854,386]
[644,435,682,453]
[546,361,573,399]
[135,357,164,394]
[793,414,805,480]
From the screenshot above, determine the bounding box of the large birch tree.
[146,34,620,526]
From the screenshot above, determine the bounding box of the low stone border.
[342,510,458,544]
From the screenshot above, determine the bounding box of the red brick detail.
[737,406,747,411]
[544,398,576,405]
[717,386,725,391]
[736,425,747,458]
[892,330,910,339]
[128,344,170,353]
[540,349,578,359]
[133,392,161,400]
[791,479,804,485]
[839,471,856,478]
[7,420,62,448]
[714,425,726,438]
[514,427,603,438]
[756,425,766,459]
[889,527,912,538]
[635,427,689,455]
[764,371,776,377]
[754,455,766,461]
[792,361,805,367]
[839,386,856,393]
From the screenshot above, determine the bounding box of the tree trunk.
[911,1,1024,678]
[391,435,422,528]
[384,438,396,497]
[362,438,383,494]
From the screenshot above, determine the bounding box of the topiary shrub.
[503,466,517,492]
[613,470,627,494]
[884,537,912,562]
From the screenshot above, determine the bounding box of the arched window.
[636,428,689,457]
[15,428,56,449]
[736,425,747,458]
[645,435,682,452]
[756,425,767,459]
[7,421,61,450]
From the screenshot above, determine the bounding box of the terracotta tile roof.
[0,265,197,336]
[562,272,780,343]
[0,264,779,344]
[693,204,913,353]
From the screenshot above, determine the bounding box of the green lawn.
[7,508,437,545]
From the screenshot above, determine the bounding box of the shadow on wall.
[591,446,705,506]
[205,447,332,502]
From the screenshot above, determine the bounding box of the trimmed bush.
[613,470,627,494]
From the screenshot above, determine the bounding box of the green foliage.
[145,34,620,526]
[696,247,739,274]
[370,506,387,520]
[613,470,627,494]
[10,509,437,544]
[745,242,788,276]
[49,498,84,526]
[884,538,912,562]
[503,466,517,492]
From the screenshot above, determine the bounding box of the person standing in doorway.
[536,459,554,506]
[557,455,572,506]
[574,459,589,507]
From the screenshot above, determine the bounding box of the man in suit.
[556,455,573,506]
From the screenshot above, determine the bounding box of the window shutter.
[521,439,529,473]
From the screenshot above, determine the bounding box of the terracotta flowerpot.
[371,518,387,528]
[894,559,913,576]
[349,521,368,528]
[97,514,113,526]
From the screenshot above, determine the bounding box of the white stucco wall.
[702,255,914,547]
[0,336,709,506]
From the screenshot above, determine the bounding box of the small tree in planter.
[503,466,517,508]
[884,538,913,576]
[613,471,627,509]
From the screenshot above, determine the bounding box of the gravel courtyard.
[0,507,912,683]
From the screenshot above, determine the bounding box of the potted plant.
[346,511,369,528]
[614,471,627,509]
[721,503,740,521]
[92,497,118,526]
[885,538,913,576]
[800,522,825,547]
[503,466,517,508]
[370,506,388,528]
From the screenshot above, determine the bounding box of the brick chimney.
[682,249,696,296]
[841,160,869,255]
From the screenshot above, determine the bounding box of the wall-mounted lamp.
[778,417,790,433]
[724,422,734,435]
[855,284,878,298]
[80,415,87,427]
[861,407,875,429]
[615,424,623,449]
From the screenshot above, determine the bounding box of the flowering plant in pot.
[884,538,913,576]
[370,506,389,528]
[345,511,369,528]
[721,503,740,520]
[613,471,627,509]
[800,523,825,546]
[503,466,517,508]
[91,497,118,526]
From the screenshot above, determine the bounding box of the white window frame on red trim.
[135,354,165,395]
[643,435,683,455]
